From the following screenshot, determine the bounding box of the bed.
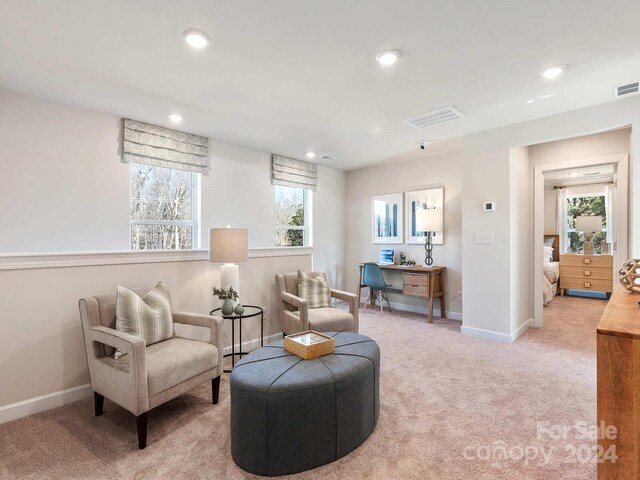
[543,234,560,306]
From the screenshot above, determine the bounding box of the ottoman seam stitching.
[232,353,293,369]
[319,357,339,461]
[267,358,303,392]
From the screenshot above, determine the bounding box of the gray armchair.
[275,272,359,335]
[78,289,224,449]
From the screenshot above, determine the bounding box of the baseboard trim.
[360,296,462,321]
[461,325,513,344]
[511,319,533,342]
[222,333,282,356]
[0,383,93,425]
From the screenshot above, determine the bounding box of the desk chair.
[363,263,393,314]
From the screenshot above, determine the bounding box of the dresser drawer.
[560,255,613,268]
[561,278,613,293]
[403,273,429,287]
[403,284,429,298]
[560,266,613,281]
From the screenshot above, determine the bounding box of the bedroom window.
[129,163,200,250]
[566,194,607,254]
[275,185,311,247]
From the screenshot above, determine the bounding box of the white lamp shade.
[415,207,443,233]
[209,227,248,262]
[575,215,602,233]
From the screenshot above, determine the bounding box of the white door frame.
[533,153,629,327]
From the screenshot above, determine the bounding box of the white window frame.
[274,187,313,247]
[129,165,200,250]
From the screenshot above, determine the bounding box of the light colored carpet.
[0,295,606,479]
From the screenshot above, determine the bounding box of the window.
[566,194,607,254]
[129,163,199,250]
[275,185,311,247]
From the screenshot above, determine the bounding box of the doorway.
[533,153,629,327]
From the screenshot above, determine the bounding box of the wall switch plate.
[474,232,494,244]
[483,201,496,212]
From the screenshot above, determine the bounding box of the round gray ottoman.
[230,332,380,476]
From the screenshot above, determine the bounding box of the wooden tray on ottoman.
[284,330,335,360]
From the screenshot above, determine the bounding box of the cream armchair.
[78,289,224,449]
[275,272,359,335]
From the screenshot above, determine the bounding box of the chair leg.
[94,392,104,417]
[380,294,384,315]
[383,292,393,313]
[136,412,148,449]
[212,376,220,405]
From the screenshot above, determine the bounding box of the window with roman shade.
[121,119,209,175]
[271,154,317,191]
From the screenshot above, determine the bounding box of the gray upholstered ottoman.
[230,332,380,476]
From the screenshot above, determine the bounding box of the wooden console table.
[357,264,446,322]
[597,286,640,478]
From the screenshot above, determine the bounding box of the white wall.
[345,150,463,317]
[0,90,347,288]
[543,188,557,234]
[0,250,311,411]
[461,97,639,341]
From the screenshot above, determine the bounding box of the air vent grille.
[405,106,465,129]
[614,82,639,98]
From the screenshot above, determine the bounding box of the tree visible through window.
[275,186,309,247]
[566,195,607,254]
[130,163,198,250]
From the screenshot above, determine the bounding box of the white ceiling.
[1,0,640,170]
[544,164,615,186]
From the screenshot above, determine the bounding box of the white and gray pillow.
[115,281,174,358]
[297,271,331,309]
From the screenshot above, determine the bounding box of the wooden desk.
[357,264,446,322]
[597,286,640,479]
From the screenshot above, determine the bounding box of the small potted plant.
[212,286,239,316]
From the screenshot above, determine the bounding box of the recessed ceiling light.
[537,93,556,99]
[569,172,579,177]
[376,50,401,66]
[526,99,535,104]
[183,29,211,49]
[305,152,316,159]
[541,65,566,79]
[168,113,183,123]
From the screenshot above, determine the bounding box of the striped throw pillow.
[297,271,331,308]
[115,281,174,358]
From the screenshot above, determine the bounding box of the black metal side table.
[209,305,264,373]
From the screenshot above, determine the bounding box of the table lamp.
[575,215,602,255]
[209,226,248,294]
[415,207,443,266]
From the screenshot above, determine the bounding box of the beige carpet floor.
[0,295,606,479]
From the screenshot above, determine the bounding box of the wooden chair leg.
[383,292,392,313]
[212,376,220,405]
[94,392,104,417]
[136,412,148,449]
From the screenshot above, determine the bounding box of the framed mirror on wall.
[372,193,404,244]
[406,188,444,244]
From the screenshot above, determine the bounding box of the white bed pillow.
[543,245,554,263]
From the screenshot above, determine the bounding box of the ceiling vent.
[613,81,639,98]
[405,106,465,129]
[320,154,335,161]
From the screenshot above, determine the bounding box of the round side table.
[209,305,264,373]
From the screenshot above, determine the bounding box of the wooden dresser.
[597,286,640,478]
[559,254,613,295]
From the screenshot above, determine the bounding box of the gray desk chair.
[363,263,393,314]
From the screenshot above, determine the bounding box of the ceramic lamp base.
[221,263,240,295]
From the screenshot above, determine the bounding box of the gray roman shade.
[271,154,317,191]
[122,119,209,175]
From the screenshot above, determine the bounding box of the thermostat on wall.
[483,201,496,212]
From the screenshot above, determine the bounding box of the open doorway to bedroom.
[532,127,631,328]
[542,165,615,306]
